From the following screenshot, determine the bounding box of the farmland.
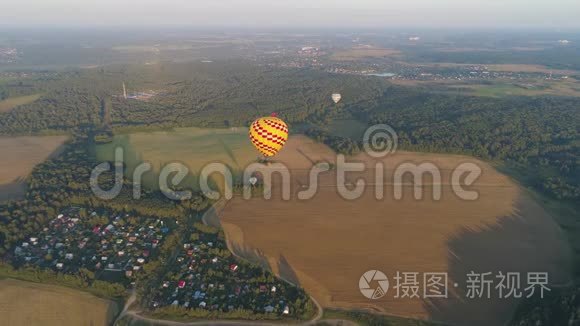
[217,136,572,326]
[331,46,401,61]
[0,93,43,112]
[95,127,257,191]
[0,135,68,200]
[0,278,120,326]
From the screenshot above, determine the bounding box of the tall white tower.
[123,82,127,99]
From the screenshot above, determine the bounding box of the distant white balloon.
[332,93,342,104]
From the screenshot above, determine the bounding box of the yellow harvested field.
[0,135,68,200]
[0,93,43,112]
[0,279,119,326]
[218,136,572,326]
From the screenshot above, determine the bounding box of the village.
[8,205,311,318]
[11,207,174,284]
[149,223,306,317]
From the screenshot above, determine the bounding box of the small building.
[264,305,275,313]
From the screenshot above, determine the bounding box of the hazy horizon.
[1,0,580,29]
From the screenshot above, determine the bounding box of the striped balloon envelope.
[249,116,289,157]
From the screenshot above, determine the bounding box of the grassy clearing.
[0,278,119,326]
[392,79,580,98]
[327,119,368,140]
[95,127,258,191]
[458,80,580,97]
[0,93,43,112]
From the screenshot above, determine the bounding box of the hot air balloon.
[332,93,342,104]
[249,115,289,158]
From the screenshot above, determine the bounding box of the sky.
[1,0,580,29]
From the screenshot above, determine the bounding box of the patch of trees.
[0,262,126,298]
[304,128,360,155]
[510,285,580,326]
[343,90,579,203]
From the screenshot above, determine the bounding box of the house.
[199,301,207,308]
[56,262,64,269]
[229,264,239,272]
[283,306,290,315]
[271,286,276,293]
[259,285,267,293]
[178,280,186,288]
[65,253,74,260]
[264,305,275,313]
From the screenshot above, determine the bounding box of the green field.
[327,119,368,140]
[0,93,43,112]
[95,127,258,191]
[447,80,580,98]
